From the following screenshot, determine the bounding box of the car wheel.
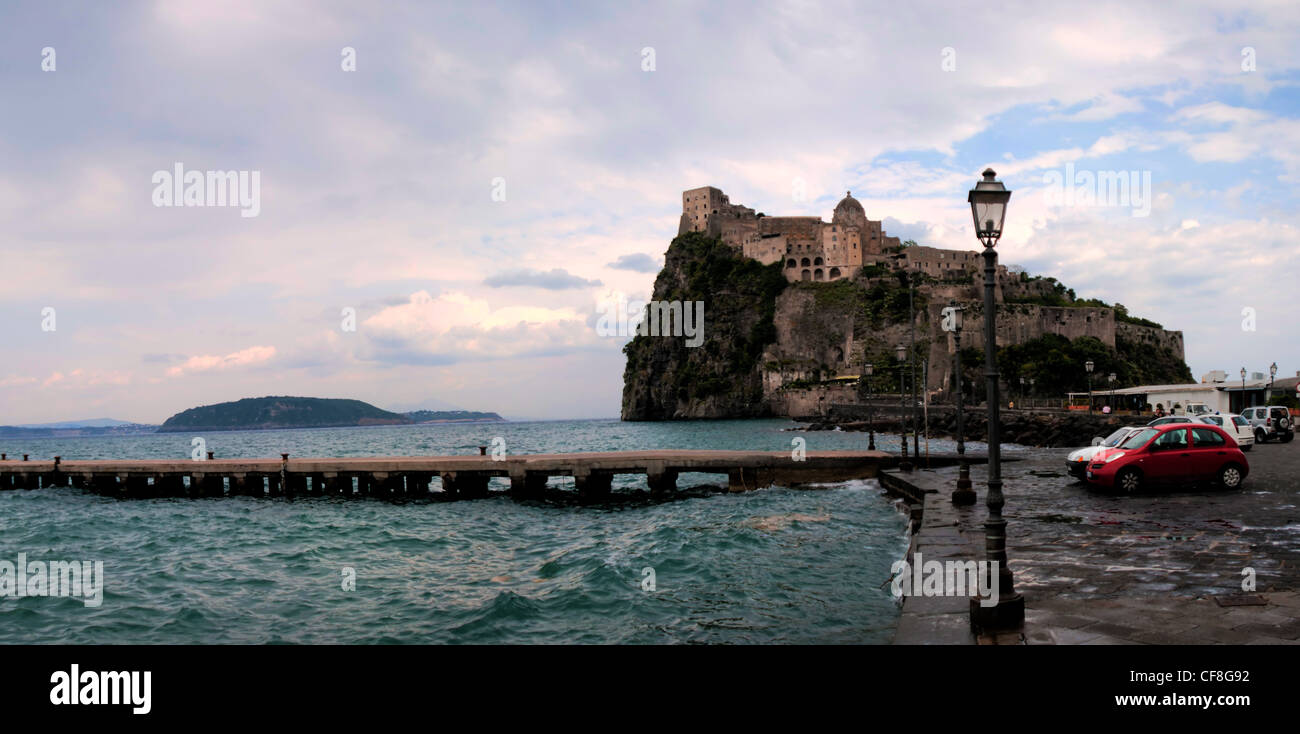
[1283,432,1295,444]
[1277,416,1292,432]
[1255,428,1268,444]
[1116,468,1142,494]
[1219,464,1244,489]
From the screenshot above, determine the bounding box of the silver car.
[1066,425,1145,479]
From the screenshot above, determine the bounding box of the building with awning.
[1069,375,1285,414]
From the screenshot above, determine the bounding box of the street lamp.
[1028,377,1035,407]
[863,363,876,451]
[1241,367,1248,413]
[1108,372,1117,413]
[1269,361,1278,402]
[943,301,974,505]
[967,168,1023,630]
[896,343,910,470]
[1085,360,1095,415]
[1018,376,1025,407]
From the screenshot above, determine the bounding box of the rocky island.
[622,188,1191,421]
[158,397,502,432]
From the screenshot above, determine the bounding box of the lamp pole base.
[970,593,1024,632]
[952,462,975,504]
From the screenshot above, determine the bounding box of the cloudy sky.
[1,1,1298,424]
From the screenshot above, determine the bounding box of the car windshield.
[1233,416,1249,427]
[1101,428,1131,446]
[1119,428,1158,449]
[1203,416,1222,425]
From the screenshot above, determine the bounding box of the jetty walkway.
[0,449,912,500]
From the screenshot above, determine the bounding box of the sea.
[0,418,1018,644]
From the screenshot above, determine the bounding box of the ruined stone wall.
[743,234,786,267]
[1117,322,1186,362]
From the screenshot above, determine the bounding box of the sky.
[1,0,1298,424]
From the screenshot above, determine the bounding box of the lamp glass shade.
[968,168,1011,241]
[865,363,874,376]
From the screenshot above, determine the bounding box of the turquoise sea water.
[0,419,1002,644]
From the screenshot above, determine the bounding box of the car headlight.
[1103,451,1126,463]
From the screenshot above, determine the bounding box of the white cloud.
[166,346,277,377]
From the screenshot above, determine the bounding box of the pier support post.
[441,471,489,499]
[89,473,119,495]
[406,473,431,496]
[155,473,186,497]
[647,469,677,495]
[124,474,150,498]
[728,467,756,492]
[574,470,612,502]
[321,472,343,495]
[508,469,547,499]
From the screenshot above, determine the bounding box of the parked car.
[1065,426,1145,478]
[1085,424,1249,493]
[1196,413,1254,451]
[1240,406,1295,443]
[1147,415,1210,427]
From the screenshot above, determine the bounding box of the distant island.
[405,410,505,424]
[158,396,504,433]
[0,422,158,439]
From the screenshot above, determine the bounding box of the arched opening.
[800,258,810,267]
[786,259,797,268]
[814,269,824,281]
[829,267,841,279]
[814,257,823,266]
[801,269,811,281]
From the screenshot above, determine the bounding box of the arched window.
[829,267,841,279]
[801,258,810,267]
[814,269,824,281]
[814,257,823,266]
[786,259,797,268]
[801,269,811,281]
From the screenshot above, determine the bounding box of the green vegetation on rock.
[159,396,412,432]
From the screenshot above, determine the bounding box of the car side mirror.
[1091,437,1104,446]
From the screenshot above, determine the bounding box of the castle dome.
[833,191,866,225]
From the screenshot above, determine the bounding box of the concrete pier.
[0,449,901,499]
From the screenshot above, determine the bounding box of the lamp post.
[1085,360,1095,415]
[861,362,876,451]
[943,301,974,505]
[905,269,919,460]
[1108,372,1116,413]
[1028,377,1035,409]
[1269,361,1278,403]
[1241,367,1247,413]
[967,168,1022,630]
[1018,376,1025,408]
[896,343,910,471]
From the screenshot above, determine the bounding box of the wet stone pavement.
[889,437,1300,644]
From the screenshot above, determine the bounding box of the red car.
[1085,423,1249,493]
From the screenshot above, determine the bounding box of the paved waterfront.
[890,437,1300,644]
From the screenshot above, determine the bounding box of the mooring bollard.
[278,453,291,497]
[23,454,29,461]
[207,451,214,460]
[478,446,487,456]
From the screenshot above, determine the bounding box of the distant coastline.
[156,396,505,433]
[0,397,507,438]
